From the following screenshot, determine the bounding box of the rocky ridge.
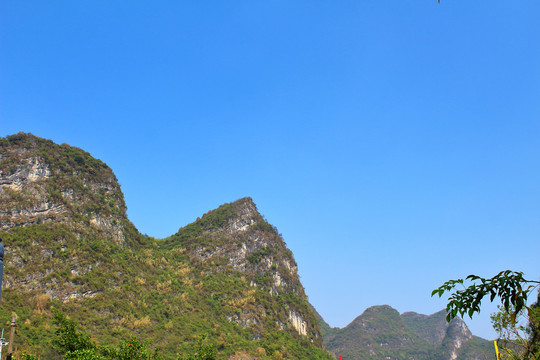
[321,305,493,360]
[0,133,330,360]
[0,133,494,360]
[0,133,128,243]
[164,197,319,343]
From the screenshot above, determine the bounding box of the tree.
[432,270,540,360]
[104,337,160,360]
[177,335,216,360]
[28,307,216,360]
[490,302,540,360]
[51,307,97,356]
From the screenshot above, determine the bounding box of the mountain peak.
[1,134,330,358]
[161,196,327,342]
[324,306,492,360]
[231,196,255,207]
[167,197,266,245]
[0,133,131,244]
[215,196,260,233]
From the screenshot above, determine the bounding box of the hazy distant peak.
[322,305,493,360]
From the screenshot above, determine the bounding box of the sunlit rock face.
[0,133,134,302]
[0,133,129,243]
[322,306,493,360]
[444,316,473,360]
[289,310,308,336]
[165,196,323,344]
[0,133,329,359]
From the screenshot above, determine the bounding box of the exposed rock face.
[289,310,308,336]
[0,156,51,190]
[164,197,323,345]
[190,198,295,275]
[0,133,330,359]
[0,156,64,229]
[0,133,129,243]
[445,317,473,360]
[403,310,474,359]
[402,310,454,345]
[322,305,493,360]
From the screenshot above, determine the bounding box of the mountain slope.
[164,197,323,345]
[323,306,494,360]
[0,133,331,359]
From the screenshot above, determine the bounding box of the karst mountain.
[0,133,493,360]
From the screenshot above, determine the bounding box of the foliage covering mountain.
[0,133,331,360]
[320,305,494,360]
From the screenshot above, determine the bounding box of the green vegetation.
[325,306,432,360]
[432,271,539,323]
[0,218,330,358]
[1,133,331,360]
[0,132,109,179]
[19,307,216,360]
[433,270,540,360]
[323,306,494,360]
[0,132,127,234]
[490,303,540,360]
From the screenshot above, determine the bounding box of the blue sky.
[1,1,539,339]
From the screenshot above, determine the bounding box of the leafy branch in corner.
[432,270,540,324]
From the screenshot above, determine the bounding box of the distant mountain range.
[318,305,494,360]
[0,133,495,360]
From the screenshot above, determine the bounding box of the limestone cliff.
[323,306,493,360]
[165,197,322,344]
[0,133,129,243]
[403,310,475,359]
[0,133,331,359]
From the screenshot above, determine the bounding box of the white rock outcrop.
[289,310,308,336]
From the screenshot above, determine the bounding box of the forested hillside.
[319,306,493,360]
[0,133,331,360]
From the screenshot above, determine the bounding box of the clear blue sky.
[1,1,539,339]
